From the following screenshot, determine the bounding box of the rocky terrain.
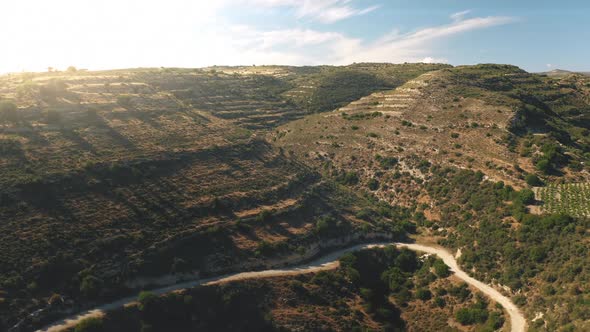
[1,63,589,331]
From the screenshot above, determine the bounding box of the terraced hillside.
[0,65,442,331]
[1,64,589,331]
[1,135,419,331]
[273,64,590,331]
[274,64,590,203]
[203,63,451,109]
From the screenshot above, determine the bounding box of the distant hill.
[277,64,590,191]
[538,68,590,77]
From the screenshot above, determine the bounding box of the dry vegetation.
[0,64,441,331]
[1,64,589,331]
[67,246,508,332]
[272,64,590,331]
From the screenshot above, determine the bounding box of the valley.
[1,63,589,331]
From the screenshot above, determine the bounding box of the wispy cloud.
[222,12,518,66]
[451,10,471,22]
[0,1,519,73]
[375,16,517,48]
[248,0,379,23]
[342,15,517,64]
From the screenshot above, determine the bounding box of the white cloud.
[334,15,518,64]
[248,0,379,23]
[0,1,518,73]
[421,57,448,64]
[451,10,471,22]
[215,13,517,66]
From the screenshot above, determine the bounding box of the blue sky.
[1,0,588,73]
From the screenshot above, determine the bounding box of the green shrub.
[338,171,359,185]
[367,178,379,191]
[0,139,22,154]
[80,275,102,298]
[138,291,158,311]
[75,317,104,332]
[485,311,505,330]
[433,259,450,278]
[525,174,543,186]
[415,288,432,301]
[256,210,273,222]
[536,159,550,174]
[455,307,489,325]
[375,155,398,169]
[381,267,406,292]
[517,189,535,205]
[434,296,446,308]
[316,218,330,235]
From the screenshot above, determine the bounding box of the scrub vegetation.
[70,247,506,332]
[1,63,590,331]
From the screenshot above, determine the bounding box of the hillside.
[1,63,590,332]
[0,64,443,331]
[64,246,508,332]
[273,64,590,330]
[539,69,590,78]
[274,64,590,193]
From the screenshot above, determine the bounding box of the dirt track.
[37,242,526,332]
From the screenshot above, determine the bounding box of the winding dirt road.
[36,242,526,332]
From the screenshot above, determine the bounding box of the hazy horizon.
[1,0,589,74]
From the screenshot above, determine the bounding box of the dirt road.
[36,242,526,332]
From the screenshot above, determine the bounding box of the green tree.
[395,249,418,272]
[433,259,450,278]
[535,159,550,174]
[517,189,535,205]
[381,266,405,292]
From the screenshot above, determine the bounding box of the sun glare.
[0,1,223,73]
